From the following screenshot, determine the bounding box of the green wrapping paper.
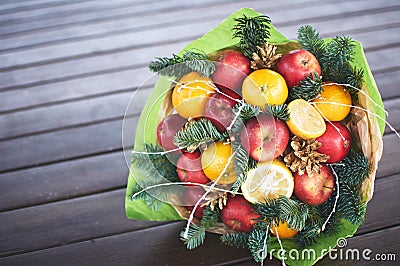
[125,8,385,265]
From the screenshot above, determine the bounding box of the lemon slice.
[286,99,326,139]
[241,160,294,204]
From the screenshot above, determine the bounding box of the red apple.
[156,114,186,151]
[176,151,210,185]
[276,49,321,88]
[205,88,242,132]
[221,195,260,232]
[212,50,251,91]
[294,164,334,206]
[316,122,352,163]
[183,186,206,219]
[240,113,290,161]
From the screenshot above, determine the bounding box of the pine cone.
[201,187,230,211]
[284,136,329,176]
[251,43,282,70]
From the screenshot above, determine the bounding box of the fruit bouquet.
[125,8,385,265]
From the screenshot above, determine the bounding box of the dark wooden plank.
[1,0,388,53]
[0,0,97,15]
[1,0,398,66]
[1,175,398,266]
[0,151,128,211]
[0,68,150,113]
[1,39,398,95]
[0,110,397,177]
[0,30,398,114]
[0,0,152,23]
[357,174,400,235]
[0,0,227,36]
[0,221,257,265]
[0,85,398,141]
[0,188,169,257]
[376,133,400,178]
[0,87,149,140]
[0,116,137,173]
[318,226,400,265]
[375,70,400,100]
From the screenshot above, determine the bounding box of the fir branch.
[182,50,216,77]
[248,227,269,263]
[266,104,290,121]
[321,36,357,83]
[295,223,321,248]
[230,102,260,134]
[336,182,366,225]
[200,205,220,229]
[180,223,206,250]
[231,142,251,192]
[332,149,370,188]
[173,118,229,151]
[278,197,309,231]
[129,185,164,211]
[131,143,179,182]
[297,25,326,61]
[149,50,215,77]
[233,15,271,58]
[220,232,249,249]
[290,72,323,101]
[254,198,280,224]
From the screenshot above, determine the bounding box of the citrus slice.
[241,160,294,204]
[286,99,326,139]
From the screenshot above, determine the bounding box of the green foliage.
[220,232,249,249]
[173,118,229,151]
[180,224,206,250]
[131,143,179,182]
[336,183,366,225]
[129,144,180,210]
[289,72,323,101]
[200,205,220,228]
[230,102,260,134]
[295,223,321,248]
[233,15,271,58]
[149,50,215,77]
[297,26,364,98]
[333,149,370,188]
[278,197,310,231]
[266,104,290,121]
[297,25,326,60]
[248,227,269,262]
[231,142,257,192]
[180,205,221,250]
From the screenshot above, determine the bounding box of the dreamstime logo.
[257,238,397,262]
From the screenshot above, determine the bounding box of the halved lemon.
[241,160,294,204]
[286,99,326,139]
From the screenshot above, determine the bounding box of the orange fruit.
[172,72,215,118]
[201,141,237,184]
[270,220,299,238]
[286,99,326,139]
[312,84,352,121]
[241,160,294,204]
[242,69,288,110]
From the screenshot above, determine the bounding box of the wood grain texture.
[0,0,399,265]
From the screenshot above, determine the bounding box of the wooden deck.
[0,0,399,265]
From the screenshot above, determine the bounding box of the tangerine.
[312,84,352,121]
[172,72,215,119]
